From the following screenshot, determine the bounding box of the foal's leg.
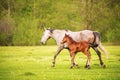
[84,50,91,69]
[70,52,76,69]
[87,53,91,69]
[52,45,63,67]
[68,50,79,67]
[92,47,106,68]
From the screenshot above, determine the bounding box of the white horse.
[41,28,108,68]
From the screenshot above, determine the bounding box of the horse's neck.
[68,31,81,42]
[51,30,67,45]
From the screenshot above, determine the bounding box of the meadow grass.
[0,45,120,80]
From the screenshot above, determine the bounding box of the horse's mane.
[47,28,70,33]
[47,28,55,33]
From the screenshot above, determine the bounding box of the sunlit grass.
[0,46,120,80]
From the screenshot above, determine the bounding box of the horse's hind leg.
[52,46,63,67]
[92,47,106,68]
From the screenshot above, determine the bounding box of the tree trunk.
[85,0,89,29]
[33,0,36,19]
[8,0,10,18]
[85,0,93,30]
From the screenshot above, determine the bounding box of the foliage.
[0,0,120,45]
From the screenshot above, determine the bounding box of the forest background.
[0,0,120,46]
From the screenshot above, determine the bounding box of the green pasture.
[0,46,120,80]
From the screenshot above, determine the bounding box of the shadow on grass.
[22,72,36,76]
[93,64,99,66]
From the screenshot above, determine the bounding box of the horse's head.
[41,28,53,45]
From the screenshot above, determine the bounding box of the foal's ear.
[65,33,67,36]
[65,33,69,36]
[65,34,69,37]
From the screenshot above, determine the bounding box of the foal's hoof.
[87,66,91,69]
[84,65,87,68]
[75,64,80,68]
[102,64,106,68]
[84,65,90,69]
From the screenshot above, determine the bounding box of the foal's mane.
[66,35,75,43]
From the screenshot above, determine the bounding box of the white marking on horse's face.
[41,30,51,44]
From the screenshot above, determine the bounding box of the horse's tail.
[93,31,108,58]
[90,31,100,47]
[98,43,109,58]
[89,31,100,47]
[93,31,100,47]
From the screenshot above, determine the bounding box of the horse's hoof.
[51,62,55,67]
[51,64,55,67]
[51,65,55,67]
[102,64,106,68]
[77,66,80,69]
[75,64,79,66]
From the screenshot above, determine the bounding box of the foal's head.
[61,34,73,44]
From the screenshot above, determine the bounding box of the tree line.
[0,0,120,46]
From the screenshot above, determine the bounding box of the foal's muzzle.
[61,41,64,44]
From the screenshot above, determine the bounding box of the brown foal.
[61,34,91,69]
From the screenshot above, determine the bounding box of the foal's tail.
[93,31,109,58]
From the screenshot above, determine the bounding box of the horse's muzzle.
[41,42,45,45]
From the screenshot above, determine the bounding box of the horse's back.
[77,30,94,43]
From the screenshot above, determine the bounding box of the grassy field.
[0,46,120,80]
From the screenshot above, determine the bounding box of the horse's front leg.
[52,45,63,67]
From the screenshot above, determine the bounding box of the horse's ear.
[48,27,51,30]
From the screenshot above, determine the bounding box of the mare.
[41,28,108,68]
[61,34,91,69]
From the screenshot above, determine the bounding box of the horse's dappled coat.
[41,28,107,68]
